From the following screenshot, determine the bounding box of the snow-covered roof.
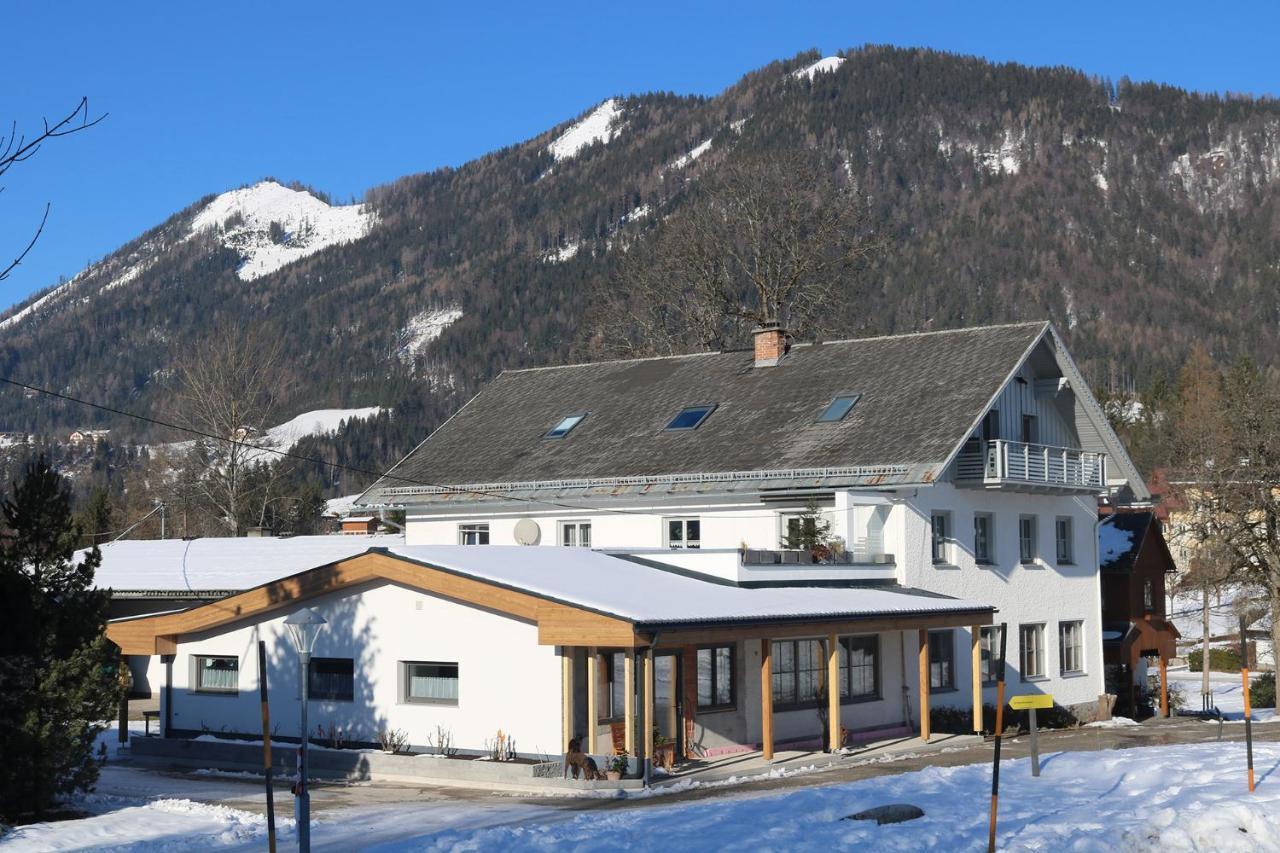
[385,545,990,626]
[88,534,405,592]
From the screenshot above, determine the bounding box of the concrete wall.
[898,483,1105,712]
[161,579,563,755]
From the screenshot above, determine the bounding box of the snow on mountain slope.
[398,306,463,362]
[547,99,624,161]
[191,180,376,280]
[792,56,845,80]
[667,138,712,171]
[265,406,384,447]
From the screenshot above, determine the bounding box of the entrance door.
[654,652,683,759]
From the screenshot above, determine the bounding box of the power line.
[0,375,858,524]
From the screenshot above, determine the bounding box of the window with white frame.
[973,513,994,564]
[666,517,701,549]
[928,630,956,690]
[1018,515,1038,563]
[1059,621,1084,675]
[403,661,459,704]
[560,521,591,547]
[458,523,489,545]
[931,511,952,563]
[1019,624,1046,680]
[193,655,239,693]
[1055,517,1074,564]
[696,645,735,710]
[979,625,1004,684]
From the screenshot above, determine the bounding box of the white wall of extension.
[160,580,563,756]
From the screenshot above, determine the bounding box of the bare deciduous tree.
[592,151,881,356]
[1,98,105,282]
[171,323,291,535]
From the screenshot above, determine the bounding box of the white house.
[109,321,1147,771]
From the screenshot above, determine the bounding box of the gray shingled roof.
[363,322,1048,502]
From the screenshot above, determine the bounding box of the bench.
[142,710,160,736]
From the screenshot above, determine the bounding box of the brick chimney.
[753,322,786,368]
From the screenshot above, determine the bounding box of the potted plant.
[606,751,629,781]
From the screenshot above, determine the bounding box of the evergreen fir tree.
[0,456,121,822]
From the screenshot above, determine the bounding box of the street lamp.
[284,607,326,853]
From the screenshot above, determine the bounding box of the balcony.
[955,439,1106,493]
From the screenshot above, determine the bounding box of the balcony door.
[1021,414,1038,444]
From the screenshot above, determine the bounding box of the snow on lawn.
[546,99,624,161]
[190,180,376,281]
[377,743,1280,852]
[1166,668,1277,722]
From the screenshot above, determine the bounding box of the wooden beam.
[623,651,635,755]
[561,648,574,750]
[1159,654,1169,718]
[681,645,697,761]
[642,647,655,768]
[826,633,841,752]
[971,625,983,733]
[586,647,598,753]
[918,629,931,743]
[656,611,994,648]
[760,638,774,761]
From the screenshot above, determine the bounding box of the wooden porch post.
[642,647,656,769]
[681,645,697,759]
[971,626,983,733]
[826,633,841,752]
[1159,654,1169,718]
[586,647,598,753]
[760,638,774,761]
[623,651,635,755]
[918,629,931,743]
[561,648,574,750]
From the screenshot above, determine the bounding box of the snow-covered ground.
[8,742,1280,851]
[546,99,624,161]
[793,56,845,80]
[397,307,462,362]
[1166,668,1277,722]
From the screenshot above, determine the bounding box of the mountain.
[4,46,1280,494]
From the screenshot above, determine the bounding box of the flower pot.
[605,770,622,781]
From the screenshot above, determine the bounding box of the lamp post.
[284,608,326,853]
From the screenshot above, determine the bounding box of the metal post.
[1028,707,1040,777]
[298,650,310,853]
[258,641,277,853]
[159,503,166,540]
[987,622,1008,853]
[1241,615,1255,793]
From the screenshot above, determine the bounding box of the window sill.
[930,686,959,694]
[975,560,995,568]
[1059,670,1087,679]
[400,700,460,707]
[1057,560,1076,567]
[1020,676,1049,684]
[190,689,239,696]
[933,562,961,570]
[1019,561,1043,569]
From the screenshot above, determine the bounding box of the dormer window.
[665,404,716,431]
[818,393,861,423]
[545,413,586,439]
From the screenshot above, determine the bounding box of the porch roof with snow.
[106,545,994,655]
[359,321,1147,505]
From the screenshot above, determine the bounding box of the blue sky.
[4,1,1278,310]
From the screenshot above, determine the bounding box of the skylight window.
[545,413,586,438]
[665,404,717,431]
[818,394,861,423]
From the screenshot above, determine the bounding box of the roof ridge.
[501,321,1050,374]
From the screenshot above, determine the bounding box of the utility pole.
[158,502,166,540]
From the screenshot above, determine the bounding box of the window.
[600,652,629,720]
[973,513,994,564]
[840,635,880,701]
[979,626,1004,685]
[560,521,591,547]
[928,630,955,690]
[1059,621,1084,675]
[309,657,354,701]
[771,639,825,708]
[194,655,239,693]
[545,413,586,439]
[817,393,861,423]
[696,645,735,710]
[931,511,951,563]
[665,404,716,431]
[458,523,489,545]
[403,661,459,704]
[1055,517,1073,564]
[981,409,1000,442]
[1018,515,1038,563]
[1143,578,1154,612]
[666,517,701,549]
[1021,414,1038,444]
[1019,624,1046,680]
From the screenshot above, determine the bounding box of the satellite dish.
[513,518,541,546]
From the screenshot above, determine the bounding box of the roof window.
[817,393,861,423]
[665,404,717,431]
[545,413,586,438]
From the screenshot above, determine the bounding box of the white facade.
[162,580,562,754]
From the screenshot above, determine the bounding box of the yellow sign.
[1009,694,1054,711]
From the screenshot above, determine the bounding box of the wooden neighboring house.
[340,515,381,535]
[1098,511,1180,715]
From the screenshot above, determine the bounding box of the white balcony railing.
[955,439,1106,490]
